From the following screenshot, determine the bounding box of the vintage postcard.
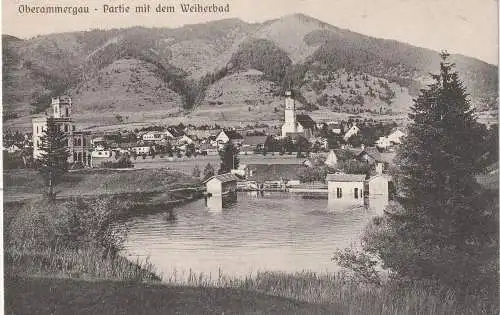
[2,0,498,313]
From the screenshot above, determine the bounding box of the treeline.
[78,30,200,110]
[310,39,416,88]
[228,38,292,84]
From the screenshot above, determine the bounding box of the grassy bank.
[6,270,495,315]
[3,168,200,202]
[4,167,204,227]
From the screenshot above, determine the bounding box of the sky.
[2,0,498,64]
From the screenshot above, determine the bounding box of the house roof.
[348,147,364,156]
[221,130,243,140]
[204,173,239,184]
[242,136,268,146]
[326,174,366,182]
[246,164,307,183]
[360,147,383,162]
[389,127,407,136]
[166,126,184,138]
[358,147,382,162]
[296,114,316,129]
[367,174,392,182]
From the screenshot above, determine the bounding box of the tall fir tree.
[38,118,70,200]
[218,142,239,174]
[203,163,215,180]
[363,52,497,294]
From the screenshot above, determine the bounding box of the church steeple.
[52,96,72,118]
[282,90,297,136]
[284,90,296,122]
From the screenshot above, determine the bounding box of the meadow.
[3,167,200,202]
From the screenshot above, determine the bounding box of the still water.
[123,192,385,279]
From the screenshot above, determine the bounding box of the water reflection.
[205,194,237,213]
[164,210,177,223]
[327,197,365,212]
[366,196,389,216]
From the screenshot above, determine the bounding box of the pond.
[122,192,387,280]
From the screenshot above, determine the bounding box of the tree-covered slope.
[2,14,497,127]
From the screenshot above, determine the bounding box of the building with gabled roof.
[386,129,406,144]
[296,114,316,130]
[204,173,239,196]
[326,173,366,206]
[216,129,244,146]
[240,135,269,154]
[165,126,185,138]
[357,146,383,164]
[343,125,360,141]
[245,163,307,185]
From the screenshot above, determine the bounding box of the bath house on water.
[326,164,393,214]
[203,168,392,213]
[204,173,238,198]
[203,173,239,212]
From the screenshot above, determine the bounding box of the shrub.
[5,197,160,281]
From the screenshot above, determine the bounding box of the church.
[281,90,316,139]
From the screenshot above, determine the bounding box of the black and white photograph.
[2,0,499,313]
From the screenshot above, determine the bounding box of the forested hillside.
[3,14,497,128]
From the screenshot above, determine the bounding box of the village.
[3,90,407,211]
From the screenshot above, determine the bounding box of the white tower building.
[32,96,92,166]
[281,90,298,136]
[52,95,72,118]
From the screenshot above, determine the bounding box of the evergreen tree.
[37,118,70,200]
[295,135,310,158]
[192,165,201,178]
[203,163,215,180]
[362,52,497,294]
[218,142,239,174]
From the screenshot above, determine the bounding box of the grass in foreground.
[6,270,496,315]
[5,277,335,315]
[157,269,497,315]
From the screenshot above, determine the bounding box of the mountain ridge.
[2,13,497,129]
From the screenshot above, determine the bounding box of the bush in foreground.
[5,197,159,282]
